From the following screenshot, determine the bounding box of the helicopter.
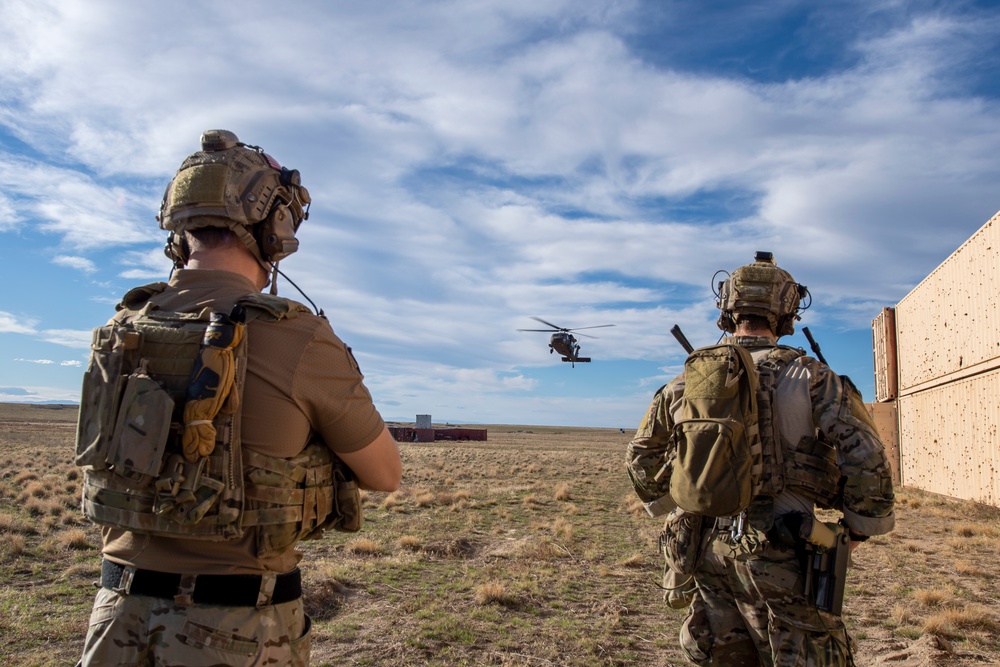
[518,317,615,367]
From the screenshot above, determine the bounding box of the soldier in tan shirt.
[77,130,401,667]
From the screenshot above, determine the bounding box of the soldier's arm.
[809,360,895,538]
[625,380,681,517]
[338,425,401,492]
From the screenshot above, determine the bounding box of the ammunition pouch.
[245,442,363,559]
[658,509,713,609]
[659,508,714,577]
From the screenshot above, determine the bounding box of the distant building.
[389,414,487,443]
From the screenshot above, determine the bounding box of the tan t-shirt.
[101,269,386,574]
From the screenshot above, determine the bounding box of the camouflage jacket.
[625,336,895,538]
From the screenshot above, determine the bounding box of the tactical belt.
[100,559,302,607]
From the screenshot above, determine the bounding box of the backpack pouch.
[670,417,752,516]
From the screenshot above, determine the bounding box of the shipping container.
[897,369,1000,505]
[875,211,1000,505]
[894,214,1000,391]
[872,307,898,402]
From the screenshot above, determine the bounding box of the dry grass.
[551,516,574,541]
[344,538,381,556]
[474,581,519,607]
[397,535,422,551]
[2,406,1000,667]
[923,605,1000,638]
[55,528,92,551]
[913,588,956,608]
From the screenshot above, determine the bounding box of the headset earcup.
[163,231,189,268]
[258,205,300,262]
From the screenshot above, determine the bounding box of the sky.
[1,0,999,427]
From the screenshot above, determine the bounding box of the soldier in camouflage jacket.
[626,253,894,667]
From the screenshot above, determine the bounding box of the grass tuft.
[345,538,381,556]
[474,581,519,607]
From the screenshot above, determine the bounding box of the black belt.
[100,560,302,607]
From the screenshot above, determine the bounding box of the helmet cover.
[158,129,311,266]
[716,251,805,336]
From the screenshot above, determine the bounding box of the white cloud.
[53,254,96,273]
[0,311,37,334]
[0,0,998,422]
[39,329,93,350]
[15,358,54,365]
[119,246,174,280]
[0,312,93,350]
[0,156,158,249]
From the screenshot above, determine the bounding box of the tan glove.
[181,317,245,462]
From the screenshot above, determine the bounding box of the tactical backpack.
[75,284,362,557]
[667,343,803,517]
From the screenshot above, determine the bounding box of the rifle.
[670,325,695,354]
[801,327,828,365]
[800,517,850,615]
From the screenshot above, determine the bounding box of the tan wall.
[895,213,1000,392]
[867,402,900,487]
[880,211,1000,506]
[897,369,1000,505]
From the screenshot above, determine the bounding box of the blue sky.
[1,0,999,427]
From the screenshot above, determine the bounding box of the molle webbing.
[760,347,841,508]
[243,447,334,527]
[81,448,241,539]
[77,284,313,546]
[78,303,247,541]
[131,309,214,395]
[783,436,842,506]
[243,444,341,557]
[754,347,804,498]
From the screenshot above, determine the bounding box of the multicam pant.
[78,587,310,667]
[679,540,854,667]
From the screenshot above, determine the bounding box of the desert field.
[1,403,998,666]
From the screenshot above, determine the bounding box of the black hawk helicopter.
[518,317,615,367]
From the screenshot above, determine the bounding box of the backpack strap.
[754,346,806,499]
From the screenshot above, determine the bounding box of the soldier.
[626,252,895,666]
[75,130,401,666]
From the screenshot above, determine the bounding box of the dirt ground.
[1,404,998,666]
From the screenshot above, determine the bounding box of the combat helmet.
[158,129,311,272]
[715,251,809,337]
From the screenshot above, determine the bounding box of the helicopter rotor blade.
[567,324,616,331]
[529,316,567,331]
[517,329,559,332]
